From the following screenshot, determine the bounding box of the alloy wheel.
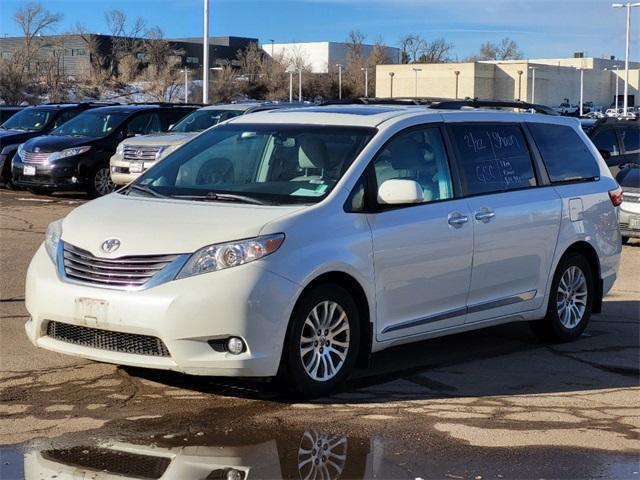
[94,167,115,196]
[299,300,350,382]
[298,430,347,480]
[556,265,588,329]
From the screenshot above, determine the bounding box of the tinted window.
[52,109,82,129]
[591,129,620,157]
[620,125,640,154]
[170,109,245,133]
[127,112,161,135]
[1,108,52,131]
[162,109,195,130]
[529,123,599,183]
[451,124,536,195]
[51,111,128,137]
[374,127,454,203]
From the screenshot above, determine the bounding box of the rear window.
[620,125,639,154]
[529,123,599,183]
[450,124,537,195]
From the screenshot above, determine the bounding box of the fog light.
[71,176,78,183]
[226,469,244,480]
[227,337,245,355]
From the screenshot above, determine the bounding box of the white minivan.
[25,102,622,396]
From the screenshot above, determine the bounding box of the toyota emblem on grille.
[101,238,121,254]
[135,149,144,158]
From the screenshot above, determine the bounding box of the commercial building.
[0,35,258,77]
[264,41,400,73]
[375,56,640,108]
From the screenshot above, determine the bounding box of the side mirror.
[377,179,424,205]
[598,149,611,160]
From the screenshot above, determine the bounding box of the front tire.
[281,284,360,398]
[622,236,630,245]
[530,253,594,342]
[87,165,115,199]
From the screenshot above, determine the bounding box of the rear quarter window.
[620,125,639,154]
[450,124,537,196]
[528,123,600,183]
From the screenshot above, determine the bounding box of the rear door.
[447,122,562,323]
[367,125,474,341]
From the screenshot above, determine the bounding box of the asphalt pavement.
[0,189,638,479]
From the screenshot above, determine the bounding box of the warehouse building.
[264,41,400,73]
[375,56,640,109]
[0,35,258,77]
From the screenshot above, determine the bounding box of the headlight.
[49,146,91,161]
[45,219,63,263]
[17,143,25,158]
[115,143,125,156]
[176,233,284,280]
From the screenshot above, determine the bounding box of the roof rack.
[320,97,558,115]
[125,102,203,107]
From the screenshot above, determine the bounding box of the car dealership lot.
[0,189,639,479]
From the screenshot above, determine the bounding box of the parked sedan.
[617,162,640,244]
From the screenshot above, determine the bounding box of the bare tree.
[399,34,426,64]
[476,37,523,61]
[140,28,184,101]
[418,38,454,63]
[0,58,29,104]
[104,9,146,80]
[14,2,63,73]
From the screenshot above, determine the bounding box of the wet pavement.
[1,189,639,479]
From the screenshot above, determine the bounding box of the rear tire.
[622,236,630,245]
[530,253,594,343]
[28,187,53,196]
[279,284,360,398]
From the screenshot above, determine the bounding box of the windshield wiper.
[173,192,271,205]
[126,184,168,198]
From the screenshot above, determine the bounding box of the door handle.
[448,212,469,227]
[474,209,496,222]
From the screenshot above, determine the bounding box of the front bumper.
[110,154,157,185]
[25,244,300,377]
[12,155,85,191]
[619,203,640,239]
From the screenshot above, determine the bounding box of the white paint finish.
[569,198,584,222]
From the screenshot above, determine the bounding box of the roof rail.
[430,98,558,115]
[125,102,203,107]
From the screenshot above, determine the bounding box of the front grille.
[62,242,179,288]
[41,446,171,479]
[47,321,171,357]
[123,145,161,162]
[21,150,51,163]
[623,193,640,204]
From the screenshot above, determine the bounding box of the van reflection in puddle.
[25,430,373,480]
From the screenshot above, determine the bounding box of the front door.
[368,126,474,341]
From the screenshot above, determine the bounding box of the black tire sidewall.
[544,253,594,341]
[621,236,629,245]
[283,284,360,398]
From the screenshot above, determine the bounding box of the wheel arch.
[560,241,603,313]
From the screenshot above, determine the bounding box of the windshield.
[131,124,376,205]
[170,109,245,133]
[52,111,128,137]
[1,108,52,131]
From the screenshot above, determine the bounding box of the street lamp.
[388,72,395,99]
[202,0,210,104]
[578,68,585,116]
[269,39,275,57]
[454,70,460,99]
[412,67,422,98]
[605,65,622,109]
[179,68,189,103]
[298,69,303,102]
[336,64,344,100]
[361,67,369,98]
[611,2,640,116]
[516,70,523,100]
[528,66,537,104]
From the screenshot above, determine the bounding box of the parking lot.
[0,188,638,479]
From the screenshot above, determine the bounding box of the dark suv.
[0,103,110,188]
[582,117,640,177]
[12,104,197,197]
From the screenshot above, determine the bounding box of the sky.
[1,0,638,61]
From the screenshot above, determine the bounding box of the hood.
[121,131,199,148]
[23,134,96,153]
[61,193,306,257]
[0,128,36,146]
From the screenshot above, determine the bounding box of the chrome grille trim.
[123,145,161,162]
[59,241,188,290]
[21,150,51,163]
[46,321,171,357]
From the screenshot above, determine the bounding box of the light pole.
[454,70,460,99]
[180,68,189,103]
[298,69,302,102]
[336,64,344,100]
[516,70,523,100]
[611,2,640,116]
[361,67,369,97]
[412,67,422,98]
[388,72,395,98]
[578,68,585,116]
[269,39,274,57]
[288,70,294,103]
[528,66,537,104]
[202,0,210,104]
[605,65,621,109]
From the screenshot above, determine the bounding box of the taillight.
[609,187,623,207]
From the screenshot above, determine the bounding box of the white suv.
[25,102,622,397]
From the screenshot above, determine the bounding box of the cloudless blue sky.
[1,0,638,60]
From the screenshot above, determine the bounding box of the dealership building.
[264,41,400,73]
[375,56,640,108]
